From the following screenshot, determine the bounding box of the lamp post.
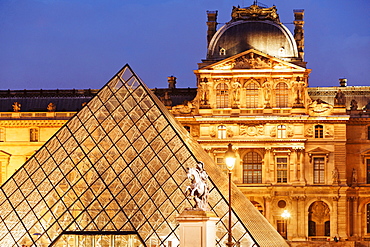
[225,143,236,247]
[281,210,291,240]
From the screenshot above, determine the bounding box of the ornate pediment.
[307,99,333,116]
[307,147,330,155]
[204,49,304,71]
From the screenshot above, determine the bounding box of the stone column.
[298,196,306,240]
[332,196,339,238]
[299,149,305,183]
[291,196,299,240]
[176,210,219,247]
[270,148,275,183]
[292,148,299,182]
[264,196,272,223]
[353,196,359,238]
[264,147,271,183]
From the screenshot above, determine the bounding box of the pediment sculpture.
[212,52,291,71]
[308,99,333,115]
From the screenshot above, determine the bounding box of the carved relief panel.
[240,124,265,136]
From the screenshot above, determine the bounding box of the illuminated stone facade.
[0,3,369,246]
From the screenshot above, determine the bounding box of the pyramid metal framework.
[0,65,288,247]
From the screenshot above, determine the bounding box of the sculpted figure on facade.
[234,53,272,69]
[305,126,313,137]
[209,126,216,137]
[160,92,172,107]
[232,81,241,107]
[199,77,209,106]
[262,80,271,108]
[325,126,333,138]
[227,127,234,137]
[287,126,294,137]
[332,167,339,184]
[185,162,209,211]
[231,4,280,22]
[12,102,21,112]
[192,126,200,138]
[293,79,305,105]
[334,89,346,106]
[308,99,333,115]
[270,126,276,137]
[257,125,265,135]
[172,100,195,114]
[352,168,357,185]
[350,99,358,110]
[47,102,56,112]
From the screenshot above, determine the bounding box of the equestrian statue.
[185,162,209,211]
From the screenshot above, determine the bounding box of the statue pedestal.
[176,209,219,247]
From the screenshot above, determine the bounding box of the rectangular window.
[277,220,287,239]
[277,125,286,138]
[217,126,227,139]
[277,157,288,183]
[216,157,227,174]
[315,125,323,138]
[313,157,325,184]
[30,128,39,142]
[367,159,370,184]
[368,126,370,140]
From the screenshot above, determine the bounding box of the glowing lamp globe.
[224,143,236,171]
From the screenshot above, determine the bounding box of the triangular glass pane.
[118,66,133,82]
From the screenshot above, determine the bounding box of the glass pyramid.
[0,65,288,247]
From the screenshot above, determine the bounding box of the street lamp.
[225,143,236,247]
[281,210,291,240]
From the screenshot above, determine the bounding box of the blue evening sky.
[0,0,369,90]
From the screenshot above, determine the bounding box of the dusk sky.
[0,0,369,90]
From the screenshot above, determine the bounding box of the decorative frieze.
[0,120,66,127]
[240,124,264,136]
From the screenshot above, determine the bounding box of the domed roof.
[207,5,298,61]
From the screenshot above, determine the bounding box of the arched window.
[275,82,288,108]
[315,125,323,138]
[243,152,262,183]
[246,82,258,108]
[216,83,229,108]
[277,125,286,138]
[217,125,226,139]
[219,48,226,56]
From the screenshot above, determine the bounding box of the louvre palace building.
[0,3,370,247]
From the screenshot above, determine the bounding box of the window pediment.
[307,147,330,162]
[0,150,11,158]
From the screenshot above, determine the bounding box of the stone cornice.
[198,138,306,143]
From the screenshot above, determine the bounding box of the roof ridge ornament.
[231,4,280,23]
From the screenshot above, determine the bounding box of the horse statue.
[185,162,209,211]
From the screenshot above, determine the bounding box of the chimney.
[168,76,177,89]
[339,78,347,87]
[293,9,304,61]
[206,11,218,47]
